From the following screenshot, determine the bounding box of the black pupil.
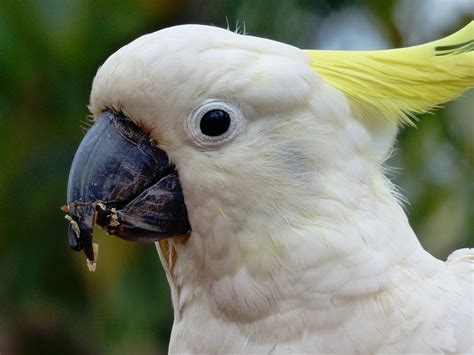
[200,109,231,137]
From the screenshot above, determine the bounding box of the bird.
[64,22,473,353]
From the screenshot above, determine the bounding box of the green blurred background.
[0,0,472,353]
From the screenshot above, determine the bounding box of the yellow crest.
[305,21,474,125]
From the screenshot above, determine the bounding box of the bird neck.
[163,166,435,325]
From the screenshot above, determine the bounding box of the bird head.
[63,23,473,272]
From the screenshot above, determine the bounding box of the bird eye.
[185,101,245,148]
[200,109,231,137]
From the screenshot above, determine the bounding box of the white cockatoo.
[64,22,473,353]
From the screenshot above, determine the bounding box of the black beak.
[64,110,190,261]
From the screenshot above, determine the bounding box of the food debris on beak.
[86,243,99,272]
[62,110,190,270]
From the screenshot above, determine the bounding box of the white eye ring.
[185,100,245,149]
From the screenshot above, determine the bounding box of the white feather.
[90,25,473,354]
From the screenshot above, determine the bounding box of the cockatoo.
[64,22,474,353]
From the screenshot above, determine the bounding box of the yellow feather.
[305,21,474,125]
[159,239,177,270]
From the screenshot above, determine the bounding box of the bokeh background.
[0,0,472,353]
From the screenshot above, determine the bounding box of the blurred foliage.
[0,0,471,354]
